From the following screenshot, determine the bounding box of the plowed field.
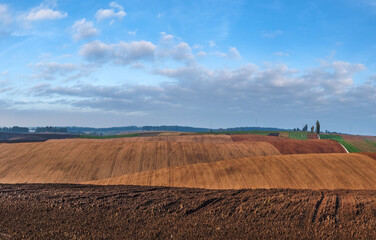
[231,135,346,154]
[0,140,280,184]
[85,134,234,143]
[86,153,376,190]
[2,184,376,239]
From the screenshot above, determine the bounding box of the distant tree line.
[295,121,321,134]
[0,126,29,133]
[35,126,67,133]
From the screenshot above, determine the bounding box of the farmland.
[289,132,307,140]
[86,153,376,190]
[2,184,376,239]
[320,134,361,153]
[1,131,376,238]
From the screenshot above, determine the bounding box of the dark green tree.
[302,124,308,131]
[316,120,320,134]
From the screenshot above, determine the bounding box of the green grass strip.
[289,132,307,140]
[365,140,376,147]
[320,134,361,153]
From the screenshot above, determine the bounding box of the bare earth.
[1,184,376,239]
[1,134,376,238]
[86,153,376,190]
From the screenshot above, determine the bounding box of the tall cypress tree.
[316,121,320,134]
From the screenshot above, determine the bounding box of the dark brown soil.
[1,184,376,239]
[0,133,77,143]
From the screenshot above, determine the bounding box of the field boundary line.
[317,134,320,140]
[339,143,349,153]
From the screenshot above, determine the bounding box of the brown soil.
[360,152,376,160]
[307,133,319,139]
[1,184,376,239]
[340,134,376,141]
[278,132,290,138]
[116,134,233,143]
[344,140,376,152]
[231,135,346,154]
[86,153,376,190]
[0,140,280,184]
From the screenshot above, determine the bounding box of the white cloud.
[95,2,126,21]
[209,41,216,48]
[25,58,376,134]
[0,4,12,25]
[80,40,156,64]
[157,41,195,63]
[228,47,241,59]
[31,60,369,116]
[262,30,283,38]
[196,51,207,57]
[71,19,99,41]
[215,47,241,59]
[274,51,290,57]
[304,61,366,94]
[109,2,124,10]
[160,32,174,41]
[31,62,96,81]
[128,29,137,35]
[25,8,67,21]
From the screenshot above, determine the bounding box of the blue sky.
[0,0,375,135]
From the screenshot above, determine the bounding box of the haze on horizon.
[0,0,375,135]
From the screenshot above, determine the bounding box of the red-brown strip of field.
[360,152,376,160]
[86,153,376,190]
[340,134,376,141]
[109,134,234,143]
[2,184,376,239]
[231,134,346,154]
[307,133,319,139]
[0,139,280,184]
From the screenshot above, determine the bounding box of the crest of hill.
[86,153,376,190]
[0,139,280,184]
[230,134,346,154]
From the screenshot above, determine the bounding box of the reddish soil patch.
[307,133,318,139]
[231,135,345,154]
[269,139,346,154]
[1,184,376,239]
[341,134,376,141]
[360,152,376,160]
[231,134,286,142]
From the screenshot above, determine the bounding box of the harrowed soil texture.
[1,184,376,239]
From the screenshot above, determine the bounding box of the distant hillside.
[66,125,289,134]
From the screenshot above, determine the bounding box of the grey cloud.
[29,61,369,113]
[26,60,375,134]
[214,47,241,59]
[31,62,96,81]
[80,40,156,64]
[70,18,99,41]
